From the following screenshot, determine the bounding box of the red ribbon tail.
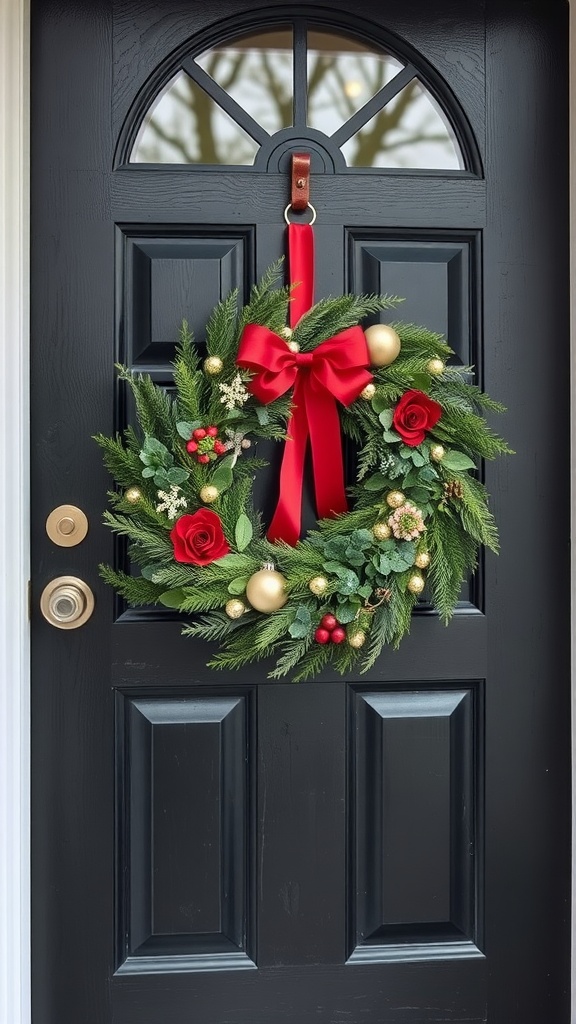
[307,385,349,520]
[266,378,308,545]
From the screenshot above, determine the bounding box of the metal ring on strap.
[284,202,317,226]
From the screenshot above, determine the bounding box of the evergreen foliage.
[96,268,509,681]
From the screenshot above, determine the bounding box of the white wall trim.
[0,1,31,1024]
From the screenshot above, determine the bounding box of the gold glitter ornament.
[348,630,366,649]
[280,326,293,340]
[360,383,376,400]
[309,575,329,596]
[287,341,300,353]
[364,324,401,367]
[125,486,142,504]
[386,490,405,509]
[430,444,445,462]
[246,565,288,613]
[427,358,445,375]
[199,485,219,504]
[372,521,392,540]
[407,573,425,595]
[415,551,431,569]
[225,599,246,619]
[203,355,224,376]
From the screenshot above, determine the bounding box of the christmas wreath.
[97,259,510,682]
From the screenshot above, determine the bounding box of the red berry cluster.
[186,426,227,464]
[314,614,346,645]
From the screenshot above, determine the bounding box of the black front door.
[31,2,570,1022]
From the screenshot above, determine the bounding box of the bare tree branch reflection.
[134,45,459,169]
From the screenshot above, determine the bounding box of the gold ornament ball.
[386,490,405,509]
[415,551,431,569]
[287,341,300,353]
[203,355,223,376]
[280,326,293,340]
[407,573,426,595]
[427,358,445,375]
[225,599,246,619]
[199,485,219,504]
[125,486,142,504]
[373,521,392,541]
[430,444,445,463]
[246,567,288,613]
[309,575,329,597]
[348,630,366,649]
[364,324,402,367]
[360,382,376,401]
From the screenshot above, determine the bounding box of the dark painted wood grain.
[31,0,570,1022]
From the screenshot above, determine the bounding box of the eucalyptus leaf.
[383,430,402,444]
[141,563,165,581]
[378,408,394,429]
[441,451,477,471]
[228,576,249,595]
[176,420,200,439]
[141,466,156,478]
[336,602,360,623]
[288,605,312,639]
[158,589,186,609]
[411,372,432,391]
[255,405,270,426]
[235,513,253,552]
[364,471,388,492]
[167,467,189,485]
[371,393,389,415]
[211,466,234,492]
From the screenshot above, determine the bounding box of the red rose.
[392,389,442,446]
[170,509,230,565]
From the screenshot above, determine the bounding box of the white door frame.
[0,2,573,1023]
[0,0,30,1022]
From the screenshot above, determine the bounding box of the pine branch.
[117,367,179,448]
[268,635,314,679]
[182,611,254,642]
[433,407,513,459]
[102,511,173,562]
[205,289,239,360]
[94,434,143,488]
[426,511,477,621]
[98,565,163,606]
[294,294,401,351]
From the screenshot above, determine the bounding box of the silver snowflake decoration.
[223,428,252,467]
[218,373,250,411]
[156,485,187,520]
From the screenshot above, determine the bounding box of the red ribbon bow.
[237,323,373,545]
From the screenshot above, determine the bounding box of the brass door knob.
[45,505,88,547]
[40,576,95,629]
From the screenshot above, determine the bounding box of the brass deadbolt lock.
[40,576,95,629]
[45,505,88,547]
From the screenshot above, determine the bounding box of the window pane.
[131,72,259,165]
[196,29,293,134]
[307,30,405,134]
[341,79,463,168]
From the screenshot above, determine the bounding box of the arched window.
[129,22,468,170]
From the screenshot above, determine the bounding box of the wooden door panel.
[116,690,255,974]
[350,686,481,962]
[349,234,478,367]
[121,230,252,368]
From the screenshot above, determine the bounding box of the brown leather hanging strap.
[290,152,310,211]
